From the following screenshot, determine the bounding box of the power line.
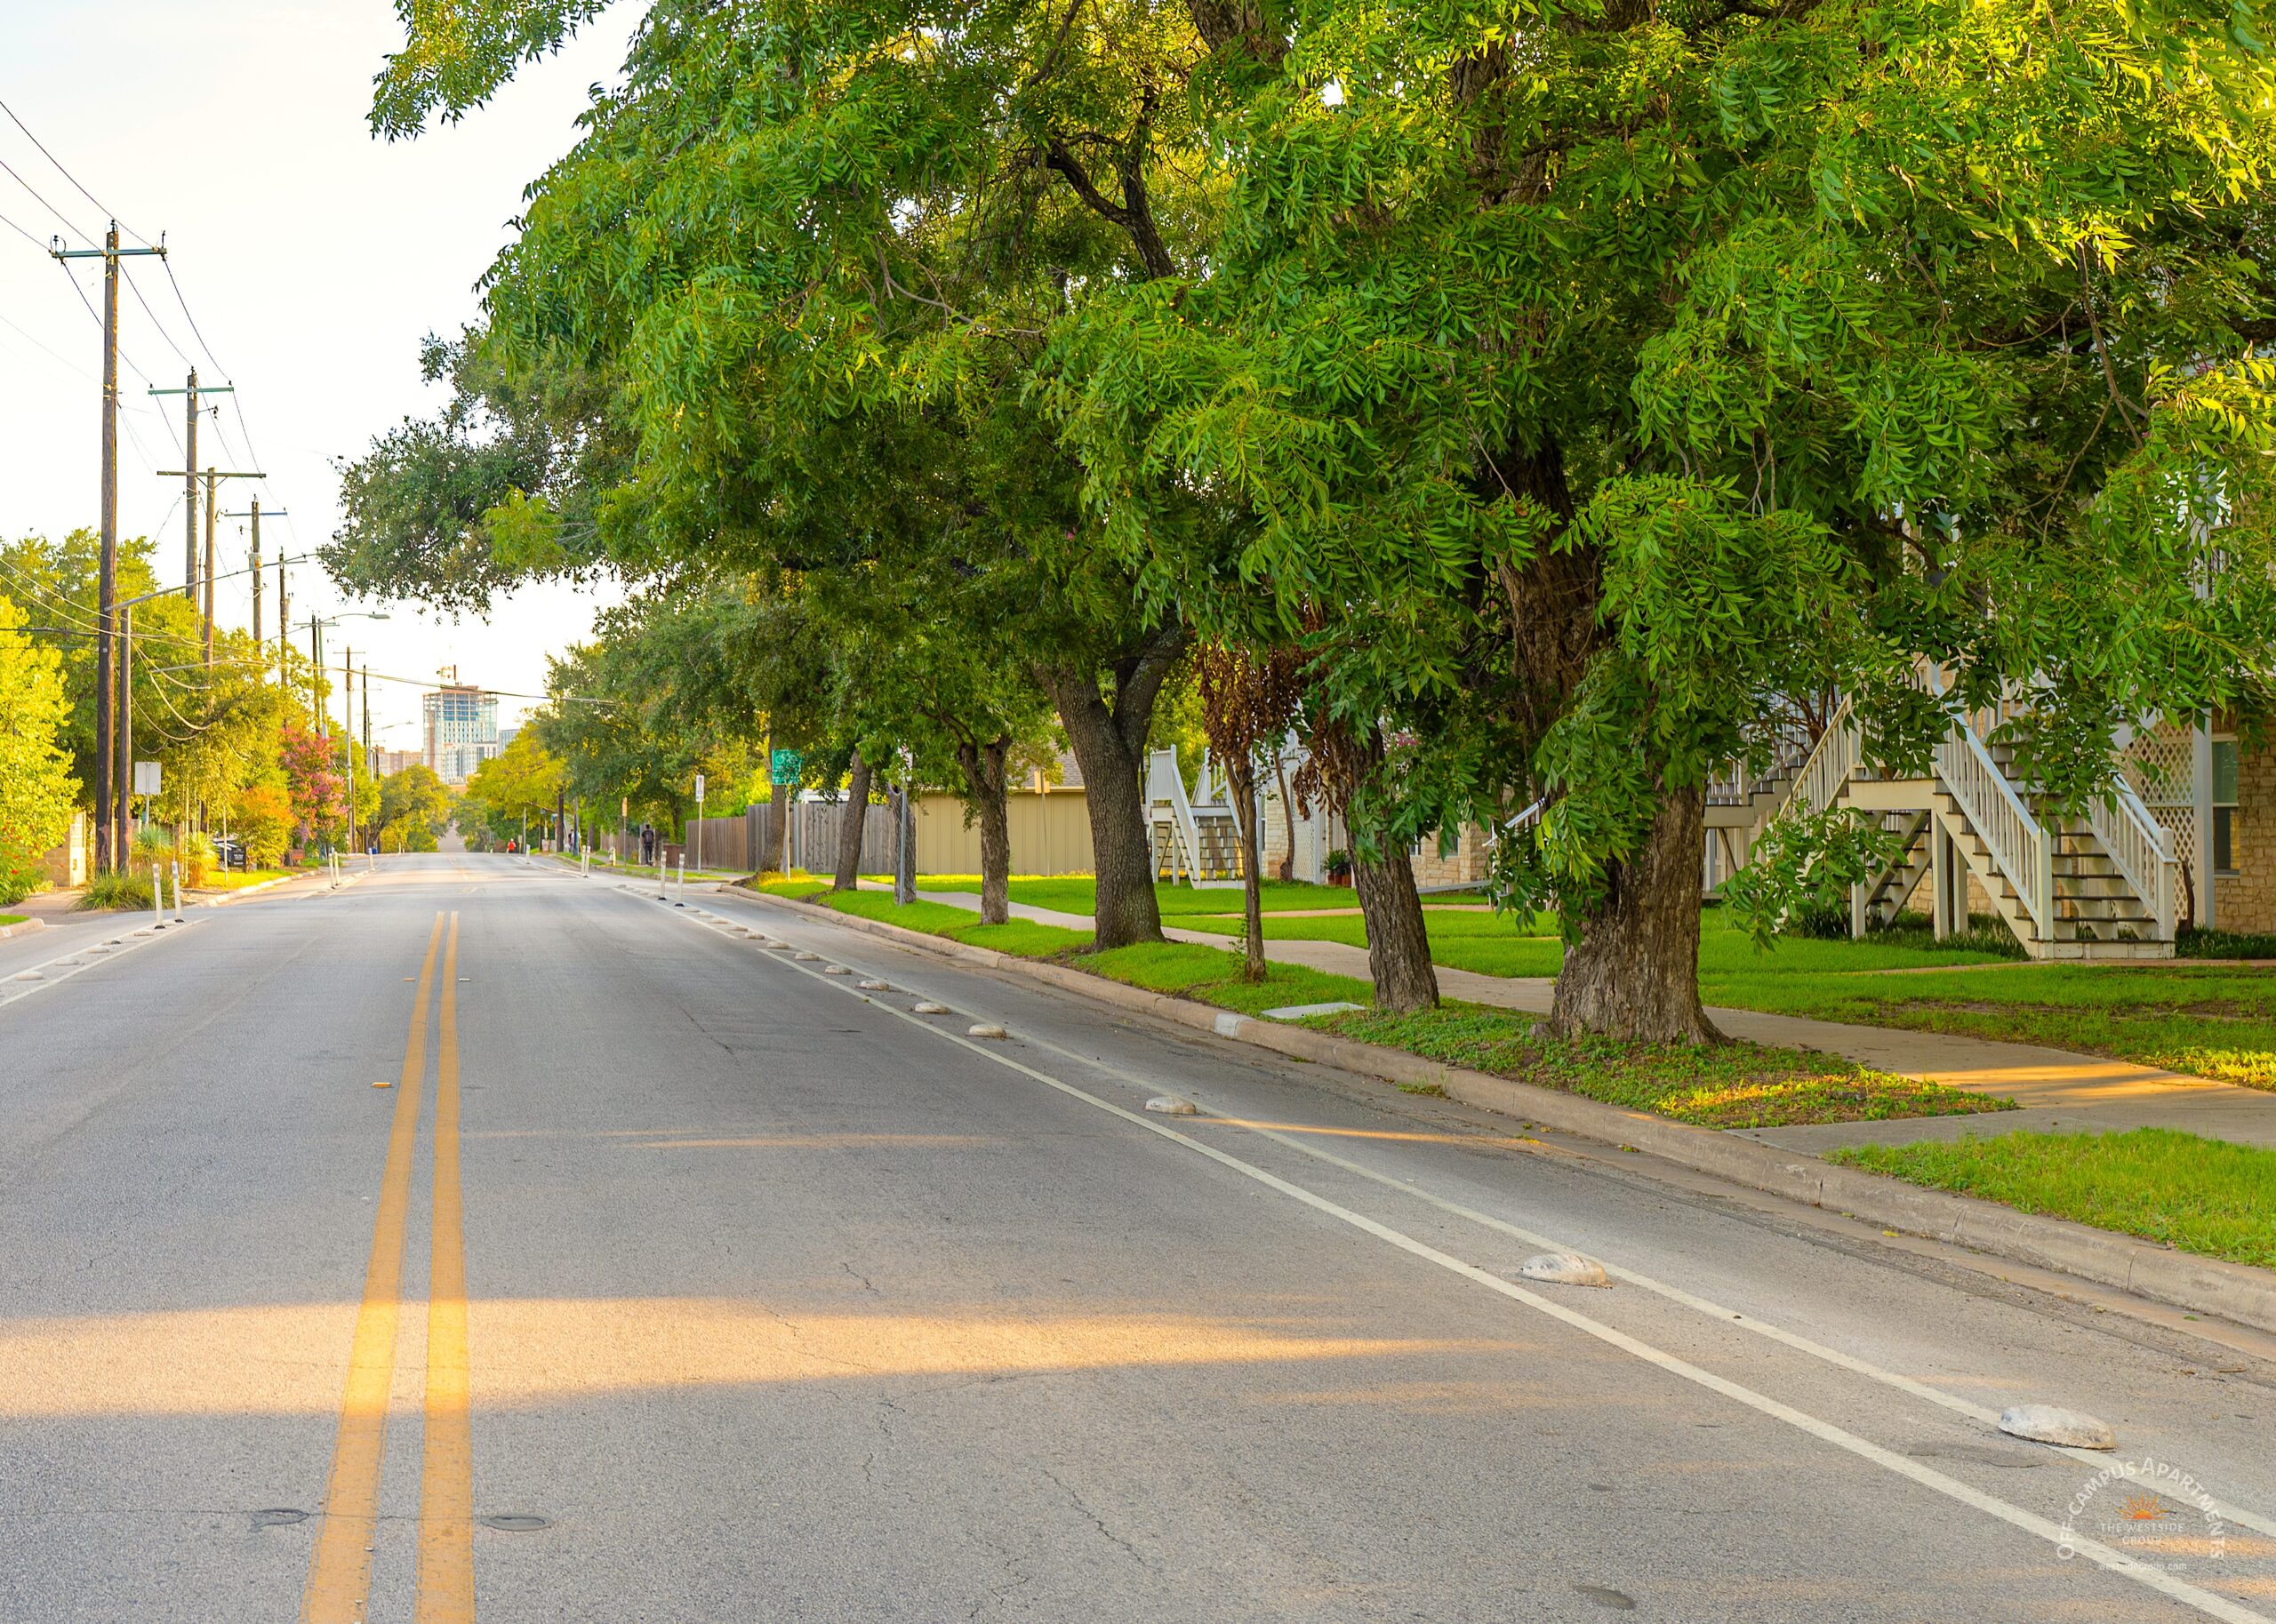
[0,201,49,253]
[0,306,98,382]
[0,150,87,239]
[120,263,198,372]
[160,258,229,378]
[0,96,128,235]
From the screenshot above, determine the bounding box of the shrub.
[180,831,216,889]
[78,870,154,911]
[127,827,176,881]
[2179,925,2276,961]
[0,848,44,907]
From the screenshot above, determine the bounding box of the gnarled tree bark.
[832,749,871,891]
[1310,721,1439,1013]
[1038,626,1188,949]
[955,735,1014,925]
[1547,784,1721,1044]
[1351,847,1439,1013]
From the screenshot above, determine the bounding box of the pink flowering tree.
[278,724,348,850]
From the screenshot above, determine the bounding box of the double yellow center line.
[302,910,476,1623]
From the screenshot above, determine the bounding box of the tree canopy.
[341,0,2276,1033]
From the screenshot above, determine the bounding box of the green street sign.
[770,748,804,786]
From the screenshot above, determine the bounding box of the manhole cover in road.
[479,1514,550,1532]
[251,1508,309,1528]
[1574,1584,1636,1611]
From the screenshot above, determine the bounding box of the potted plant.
[1324,847,1352,886]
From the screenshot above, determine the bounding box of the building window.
[2214,738,2239,875]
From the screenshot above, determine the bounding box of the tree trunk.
[892,783,917,905]
[1227,753,1266,981]
[1351,846,1439,1013]
[1038,628,1187,949]
[1274,753,1297,882]
[833,750,871,891]
[956,735,1014,926]
[1548,784,1720,1044]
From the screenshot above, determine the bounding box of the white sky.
[0,2,637,748]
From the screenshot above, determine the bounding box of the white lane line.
[739,898,2276,1545]
[0,919,199,1014]
[984,1020,2276,1546]
[653,893,2271,1624]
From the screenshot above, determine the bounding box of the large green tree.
[1042,0,2276,1037]
[337,0,1246,949]
[0,596,81,902]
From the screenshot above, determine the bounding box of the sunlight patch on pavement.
[0,1301,1509,1415]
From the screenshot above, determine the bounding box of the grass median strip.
[1299,1005,2012,1131]
[1828,1129,2276,1272]
[776,890,2008,1132]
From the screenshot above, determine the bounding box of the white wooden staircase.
[1744,688,2179,960]
[1146,749,1246,886]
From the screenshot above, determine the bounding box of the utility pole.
[276,561,288,686]
[158,464,260,667]
[224,501,283,644]
[146,374,234,612]
[343,646,357,857]
[53,223,165,871]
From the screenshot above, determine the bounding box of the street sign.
[693,772,706,803]
[770,749,803,785]
[132,761,161,796]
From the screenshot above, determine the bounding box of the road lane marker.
[699,907,2272,1623]
[419,911,477,1621]
[303,912,444,1624]
[0,918,198,1014]
[725,903,2276,1548]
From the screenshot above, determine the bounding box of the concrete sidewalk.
[910,884,2276,1152]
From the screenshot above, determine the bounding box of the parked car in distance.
[211,838,248,873]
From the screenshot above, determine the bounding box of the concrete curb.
[0,916,45,940]
[747,889,2276,1338]
[199,864,376,908]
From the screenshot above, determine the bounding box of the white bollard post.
[172,861,186,922]
[677,855,685,891]
[152,863,164,931]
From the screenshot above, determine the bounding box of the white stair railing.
[1934,719,2052,940]
[1146,748,1205,881]
[2087,773,2179,940]
[1783,698,1862,822]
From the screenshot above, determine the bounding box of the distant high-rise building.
[422,683,501,787]
[369,747,421,780]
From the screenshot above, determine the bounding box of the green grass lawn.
[1830,1129,2276,1271]
[917,874,1487,916]
[196,868,293,892]
[1174,905,2013,980]
[770,887,2008,1131]
[1309,1004,2011,1131]
[1707,961,2276,1091]
[0,913,22,927]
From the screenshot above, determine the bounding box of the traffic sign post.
[693,773,706,876]
[132,761,161,830]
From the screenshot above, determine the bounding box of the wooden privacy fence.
[662,790,1094,877]
[913,790,1092,876]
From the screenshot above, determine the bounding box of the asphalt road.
[2,852,2272,1623]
